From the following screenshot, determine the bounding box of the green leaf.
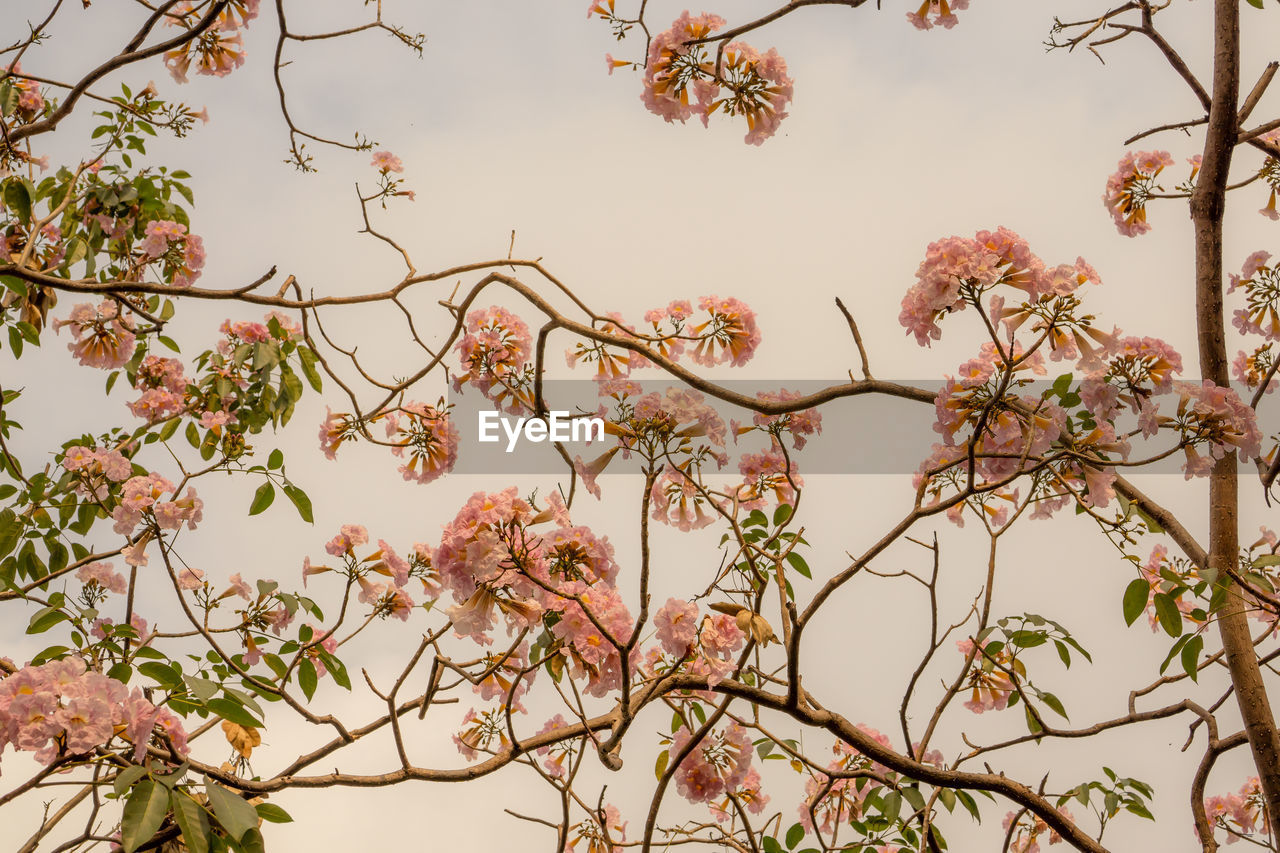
[654,749,670,780]
[297,347,323,392]
[121,780,170,853]
[3,180,32,225]
[955,789,982,822]
[298,658,318,701]
[138,661,182,689]
[205,780,260,843]
[1008,630,1047,648]
[282,483,313,523]
[27,606,68,634]
[785,823,804,849]
[762,837,784,853]
[1122,578,1149,627]
[113,765,148,797]
[248,482,275,516]
[785,551,811,579]
[1159,634,1191,675]
[0,509,22,559]
[1246,0,1264,9]
[205,697,263,728]
[267,449,283,470]
[1152,592,1182,637]
[318,649,350,690]
[171,790,211,853]
[773,504,793,526]
[255,802,292,824]
[1181,634,1205,681]
[183,675,220,702]
[1040,691,1069,720]
[1024,703,1043,735]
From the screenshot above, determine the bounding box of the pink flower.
[454,306,533,411]
[1102,150,1173,237]
[371,150,404,173]
[735,448,802,510]
[325,523,370,556]
[719,42,794,145]
[655,599,699,656]
[1174,381,1263,474]
[689,296,761,367]
[140,220,187,258]
[76,562,128,595]
[670,723,753,804]
[907,0,966,29]
[641,13,727,126]
[751,389,822,450]
[175,566,205,590]
[121,541,149,568]
[226,572,253,600]
[54,301,137,369]
[385,401,459,484]
[650,465,718,530]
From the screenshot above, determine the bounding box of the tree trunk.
[1194,0,1280,834]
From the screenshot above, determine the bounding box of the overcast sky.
[4,1,1280,850]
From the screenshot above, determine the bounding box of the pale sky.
[4,1,1280,850]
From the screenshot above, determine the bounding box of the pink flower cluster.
[566,297,761,385]
[642,13,726,125]
[717,42,794,146]
[735,447,803,510]
[455,306,533,411]
[640,13,792,144]
[654,599,744,688]
[0,657,189,766]
[127,355,189,423]
[76,562,128,595]
[580,385,729,504]
[924,344,1066,486]
[140,220,206,287]
[62,444,133,500]
[111,473,203,543]
[163,0,258,82]
[690,296,761,367]
[1102,150,1173,237]
[907,0,970,30]
[1203,777,1268,843]
[218,311,301,350]
[669,722,753,804]
[1228,250,1280,340]
[956,638,1016,713]
[1173,380,1263,477]
[433,488,634,698]
[325,523,369,556]
[900,227,1100,346]
[648,464,720,530]
[54,301,137,369]
[384,401,459,484]
[743,389,822,450]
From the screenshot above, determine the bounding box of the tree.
[1,0,1279,850]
